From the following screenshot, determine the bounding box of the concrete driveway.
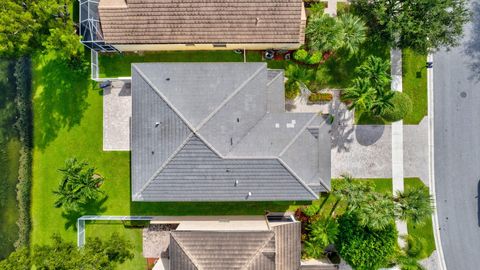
[330,104,392,178]
[330,101,429,180]
[103,80,131,151]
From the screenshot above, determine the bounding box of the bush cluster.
[13,57,33,249]
[381,91,413,122]
[293,49,323,65]
[308,92,333,103]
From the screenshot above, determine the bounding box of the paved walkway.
[103,80,131,151]
[391,48,408,244]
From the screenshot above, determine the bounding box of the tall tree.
[395,186,434,224]
[342,78,377,112]
[352,0,470,53]
[306,13,344,53]
[337,13,367,56]
[0,247,31,270]
[355,55,391,89]
[0,1,39,56]
[54,158,104,211]
[32,233,134,269]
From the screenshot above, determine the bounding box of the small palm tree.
[371,88,395,116]
[333,174,374,213]
[303,218,339,259]
[356,55,391,89]
[54,158,104,211]
[342,78,376,112]
[355,192,395,231]
[394,187,434,224]
[285,64,315,87]
[337,14,367,56]
[306,13,344,53]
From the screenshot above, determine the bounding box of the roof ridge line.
[277,157,319,200]
[278,113,319,157]
[132,64,197,131]
[133,132,194,199]
[240,231,276,270]
[170,232,201,270]
[194,63,266,132]
[266,70,283,86]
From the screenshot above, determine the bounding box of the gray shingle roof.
[131,63,330,201]
[97,0,305,45]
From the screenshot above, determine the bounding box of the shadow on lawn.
[34,54,91,150]
[61,195,108,231]
[129,201,309,216]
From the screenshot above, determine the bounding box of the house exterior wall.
[112,43,302,52]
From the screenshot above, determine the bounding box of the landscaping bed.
[405,177,436,259]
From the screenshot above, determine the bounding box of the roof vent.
[286,120,296,129]
[256,17,260,25]
[166,78,170,81]
[151,151,155,155]
[155,122,160,127]
[234,180,239,186]
[247,192,252,197]
[275,123,280,128]
[237,118,240,123]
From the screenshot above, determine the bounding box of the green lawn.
[402,49,428,125]
[99,51,263,77]
[405,178,436,259]
[315,178,392,219]
[31,51,305,269]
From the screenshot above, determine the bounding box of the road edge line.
[427,53,447,270]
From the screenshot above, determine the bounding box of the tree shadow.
[61,195,108,231]
[464,1,480,82]
[329,100,355,153]
[355,124,386,146]
[34,53,91,150]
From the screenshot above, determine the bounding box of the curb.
[427,53,447,270]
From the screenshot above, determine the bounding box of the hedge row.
[13,57,33,249]
[308,92,333,102]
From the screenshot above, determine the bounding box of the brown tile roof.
[98,0,305,44]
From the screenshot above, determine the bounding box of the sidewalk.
[391,48,408,243]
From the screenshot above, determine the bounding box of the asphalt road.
[434,0,480,269]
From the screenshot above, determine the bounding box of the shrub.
[309,92,333,103]
[13,57,33,249]
[294,49,309,62]
[303,204,320,217]
[307,51,323,65]
[285,81,300,100]
[336,213,397,270]
[304,218,339,259]
[381,92,413,122]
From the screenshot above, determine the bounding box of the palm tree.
[394,187,434,224]
[285,64,315,99]
[342,78,376,112]
[371,88,395,116]
[355,55,391,89]
[306,13,344,53]
[333,174,374,213]
[54,158,104,210]
[355,192,395,231]
[303,218,339,259]
[337,14,367,56]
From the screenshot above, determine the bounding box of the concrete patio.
[103,80,131,151]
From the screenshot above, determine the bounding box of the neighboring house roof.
[131,63,331,202]
[97,0,305,45]
[169,222,301,270]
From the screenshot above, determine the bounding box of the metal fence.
[77,215,154,247]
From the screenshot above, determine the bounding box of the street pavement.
[434,0,480,269]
